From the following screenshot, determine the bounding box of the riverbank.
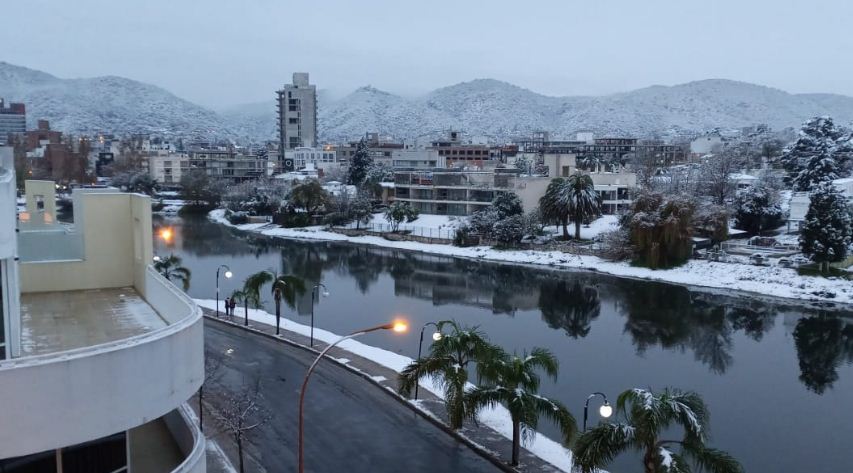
[194,299,573,472]
[208,209,853,306]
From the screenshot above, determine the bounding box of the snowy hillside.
[4,61,853,143]
[0,61,236,140]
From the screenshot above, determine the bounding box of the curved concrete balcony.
[0,267,204,459]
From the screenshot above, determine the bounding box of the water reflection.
[794,315,853,394]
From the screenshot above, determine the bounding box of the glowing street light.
[159,227,173,243]
[583,392,612,431]
[215,264,233,318]
[414,321,443,400]
[298,320,407,473]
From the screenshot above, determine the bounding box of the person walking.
[223,297,230,317]
[229,297,237,320]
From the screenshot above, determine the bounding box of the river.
[154,215,853,473]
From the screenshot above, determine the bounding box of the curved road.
[204,320,501,472]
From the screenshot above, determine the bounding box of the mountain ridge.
[3,61,853,143]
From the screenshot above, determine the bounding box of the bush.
[469,208,500,240]
[453,224,479,247]
[226,210,249,225]
[273,211,312,228]
[384,202,419,232]
[492,215,525,247]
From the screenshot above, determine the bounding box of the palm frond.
[573,423,636,473]
[660,388,709,442]
[656,446,693,473]
[528,394,577,445]
[398,355,457,397]
[681,442,744,473]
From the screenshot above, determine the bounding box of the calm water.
[155,215,853,473]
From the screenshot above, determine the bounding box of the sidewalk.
[202,308,565,473]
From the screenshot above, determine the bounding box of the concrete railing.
[166,404,207,473]
[0,267,204,458]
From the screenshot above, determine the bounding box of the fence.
[341,222,457,240]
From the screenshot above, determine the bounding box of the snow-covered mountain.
[4,61,853,143]
[0,61,235,140]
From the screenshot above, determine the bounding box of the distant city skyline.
[3,0,852,108]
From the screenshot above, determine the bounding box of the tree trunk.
[275,301,281,335]
[575,219,582,240]
[244,300,248,326]
[237,434,244,473]
[644,447,656,473]
[511,419,521,466]
[562,220,569,240]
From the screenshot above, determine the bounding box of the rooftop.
[20,287,167,356]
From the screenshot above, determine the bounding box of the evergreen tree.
[733,184,785,235]
[492,214,525,246]
[799,181,853,271]
[346,139,373,186]
[780,116,850,182]
[491,191,523,219]
[623,191,695,269]
[792,145,840,191]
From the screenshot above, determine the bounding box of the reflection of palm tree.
[538,279,601,338]
[728,308,775,341]
[574,388,743,473]
[154,254,191,290]
[793,315,853,394]
[346,247,382,294]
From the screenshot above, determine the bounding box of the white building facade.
[0,150,205,472]
[277,73,318,170]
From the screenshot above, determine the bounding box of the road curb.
[203,314,523,473]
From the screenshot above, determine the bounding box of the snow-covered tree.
[799,182,853,271]
[491,191,523,219]
[792,145,840,191]
[384,201,419,232]
[780,116,851,183]
[346,139,373,186]
[733,184,785,235]
[468,208,501,240]
[492,215,525,246]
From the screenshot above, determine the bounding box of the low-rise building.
[0,149,205,472]
[589,171,637,214]
[149,153,190,187]
[285,146,341,175]
[186,146,268,182]
[393,168,549,216]
[391,149,445,169]
[429,131,494,168]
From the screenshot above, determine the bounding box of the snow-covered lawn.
[194,298,575,472]
[209,209,853,305]
[543,214,620,240]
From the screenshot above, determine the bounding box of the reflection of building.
[393,168,550,216]
[1,158,205,472]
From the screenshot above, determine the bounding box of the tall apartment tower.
[0,99,26,145]
[276,73,317,170]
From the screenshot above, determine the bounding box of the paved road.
[204,320,502,473]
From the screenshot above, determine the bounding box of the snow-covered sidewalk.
[208,209,853,306]
[195,299,573,472]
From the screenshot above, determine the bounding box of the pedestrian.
[229,297,237,319]
[223,297,230,317]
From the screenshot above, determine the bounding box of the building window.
[288,118,298,124]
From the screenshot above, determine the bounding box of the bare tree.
[199,351,224,433]
[208,377,272,473]
[699,145,744,206]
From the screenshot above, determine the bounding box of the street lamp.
[583,392,612,431]
[215,264,233,317]
[414,321,443,400]
[309,283,329,347]
[298,320,407,473]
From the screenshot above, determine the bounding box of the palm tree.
[154,254,191,290]
[539,173,600,240]
[243,270,306,335]
[466,348,578,466]
[573,388,743,473]
[398,320,502,429]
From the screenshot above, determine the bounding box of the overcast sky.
[3,0,852,109]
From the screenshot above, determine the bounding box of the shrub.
[226,210,249,225]
[453,224,479,247]
[492,215,525,247]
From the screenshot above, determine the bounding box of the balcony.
[0,267,204,462]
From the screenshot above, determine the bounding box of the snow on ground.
[194,298,575,472]
[364,212,465,231]
[543,214,619,240]
[209,209,853,305]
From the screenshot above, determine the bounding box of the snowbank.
[209,209,853,305]
[195,298,575,471]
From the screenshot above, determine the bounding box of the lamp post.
[583,392,612,431]
[215,264,233,317]
[298,321,407,473]
[414,321,443,400]
[309,283,329,347]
